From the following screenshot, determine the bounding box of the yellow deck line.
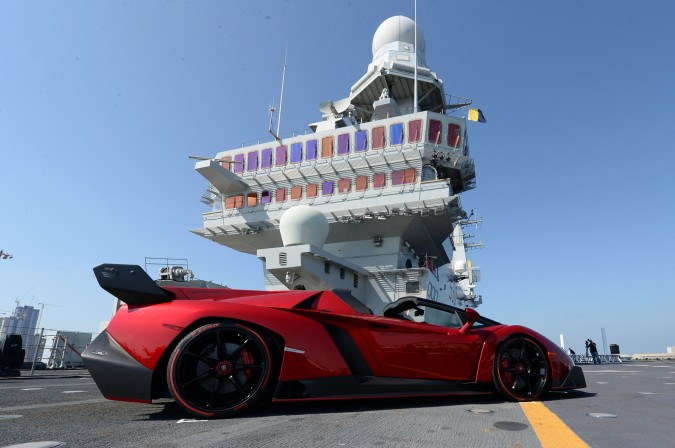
[520,401,589,448]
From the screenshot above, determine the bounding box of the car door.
[359,304,486,381]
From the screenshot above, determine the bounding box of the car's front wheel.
[493,336,549,401]
[167,322,274,418]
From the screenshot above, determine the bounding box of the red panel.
[372,127,385,149]
[428,119,441,144]
[448,123,461,147]
[338,178,351,193]
[321,136,333,158]
[373,173,386,189]
[408,119,422,143]
[355,176,368,191]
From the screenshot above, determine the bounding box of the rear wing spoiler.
[93,264,173,306]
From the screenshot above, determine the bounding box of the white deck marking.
[177,418,208,423]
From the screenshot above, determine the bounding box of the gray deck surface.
[1,361,673,448]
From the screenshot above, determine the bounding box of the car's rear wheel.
[493,336,549,401]
[167,322,274,418]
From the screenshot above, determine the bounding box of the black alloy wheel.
[167,322,274,418]
[493,336,549,401]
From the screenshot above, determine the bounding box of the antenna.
[36,302,62,330]
[268,101,279,142]
[268,46,288,143]
[413,0,418,113]
[277,46,288,137]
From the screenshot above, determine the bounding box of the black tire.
[493,336,549,401]
[167,322,274,418]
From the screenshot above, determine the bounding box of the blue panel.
[291,142,303,162]
[306,140,318,160]
[390,123,403,145]
[355,130,367,152]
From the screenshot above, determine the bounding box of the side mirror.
[459,307,480,335]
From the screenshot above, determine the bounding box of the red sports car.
[83,264,586,418]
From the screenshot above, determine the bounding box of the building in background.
[0,303,92,368]
[0,304,40,363]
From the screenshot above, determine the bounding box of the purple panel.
[428,120,442,143]
[247,152,258,171]
[322,181,334,195]
[355,130,367,152]
[233,154,245,173]
[337,133,350,155]
[291,142,303,163]
[261,190,271,204]
[261,148,273,168]
[275,146,287,166]
[306,140,318,160]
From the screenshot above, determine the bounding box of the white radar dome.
[279,205,329,248]
[372,15,426,56]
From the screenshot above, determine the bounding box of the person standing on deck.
[586,339,601,364]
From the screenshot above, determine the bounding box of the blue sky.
[1,1,674,354]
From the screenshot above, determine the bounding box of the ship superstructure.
[192,16,483,314]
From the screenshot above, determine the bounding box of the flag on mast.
[468,108,487,123]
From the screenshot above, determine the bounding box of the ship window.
[247,151,258,171]
[428,119,442,144]
[275,145,287,166]
[390,123,404,145]
[261,148,273,169]
[220,155,232,171]
[306,139,318,160]
[233,154,244,173]
[372,126,385,149]
[321,136,334,158]
[392,168,417,185]
[291,186,303,200]
[290,142,303,163]
[247,193,258,207]
[261,190,271,204]
[373,172,386,189]
[355,130,368,152]
[306,183,318,198]
[353,273,358,288]
[322,181,334,195]
[355,175,369,191]
[225,195,244,209]
[276,188,287,202]
[422,165,438,182]
[448,123,461,147]
[408,119,422,143]
[406,281,420,293]
[337,133,350,155]
[338,178,351,194]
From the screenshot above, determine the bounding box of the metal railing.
[571,354,622,364]
[0,325,98,376]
